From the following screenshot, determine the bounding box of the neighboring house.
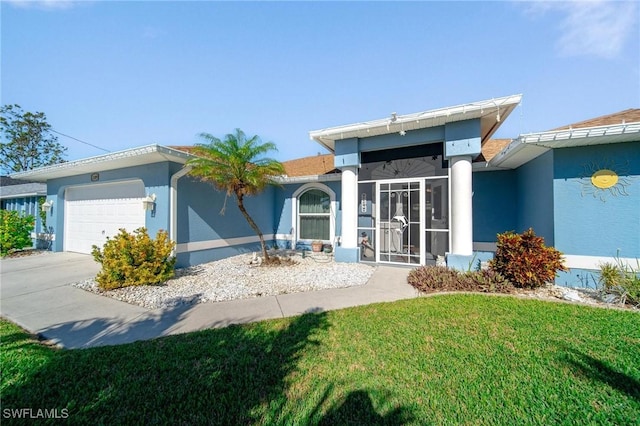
[10,95,640,287]
[0,176,47,247]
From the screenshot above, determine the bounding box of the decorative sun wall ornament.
[581,159,633,202]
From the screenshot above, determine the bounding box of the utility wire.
[50,129,111,153]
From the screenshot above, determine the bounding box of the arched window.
[298,189,331,240]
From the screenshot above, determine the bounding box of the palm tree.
[186,129,285,262]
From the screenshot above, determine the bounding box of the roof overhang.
[309,94,522,152]
[274,173,342,185]
[490,122,640,169]
[0,184,47,199]
[9,144,194,182]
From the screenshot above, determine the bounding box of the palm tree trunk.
[235,193,270,261]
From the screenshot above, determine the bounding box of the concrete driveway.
[0,252,150,347]
[1,252,100,299]
[1,252,418,349]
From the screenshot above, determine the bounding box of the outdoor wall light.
[142,194,156,211]
[41,200,53,213]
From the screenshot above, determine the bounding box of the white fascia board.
[309,94,522,150]
[9,144,195,182]
[471,162,512,172]
[0,191,46,199]
[519,122,640,147]
[488,138,525,167]
[490,121,640,169]
[488,138,550,169]
[275,174,342,184]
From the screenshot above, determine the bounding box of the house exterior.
[0,176,47,247]
[10,96,639,287]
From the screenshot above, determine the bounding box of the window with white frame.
[298,189,331,241]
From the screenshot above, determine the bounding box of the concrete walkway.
[1,252,418,349]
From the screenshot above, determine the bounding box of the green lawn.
[2,295,639,425]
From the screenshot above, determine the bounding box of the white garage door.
[64,181,146,254]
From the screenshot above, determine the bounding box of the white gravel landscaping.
[73,251,376,309]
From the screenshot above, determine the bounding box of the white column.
[340,166,358,248]
[450,156,473,255]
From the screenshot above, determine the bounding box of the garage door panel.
[64,182,146,254]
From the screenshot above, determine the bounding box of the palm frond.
[185,128,285,196]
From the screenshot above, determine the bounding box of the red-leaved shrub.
[407,265,514,294]
[489,228,566,289]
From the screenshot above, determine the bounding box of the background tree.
[0,104,67,174]
[186,128,285,262]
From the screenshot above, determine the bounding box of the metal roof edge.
[519,122,640,146]
[0,190,47,199]
[10,144,194,181]
[490,121,640,169]
[309,94,523,141]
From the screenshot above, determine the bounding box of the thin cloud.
[5,0,79,10]
[520,0,638,59]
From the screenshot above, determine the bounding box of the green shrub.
[0,210,35,256]
[91,227,176,290]
[599,256,640,306]
[407,265,514,294]
[489,228,566,289]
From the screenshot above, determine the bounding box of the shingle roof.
[281,140,511,176]
[282,154,338,177]
[1,176,37,186]
[475,139,512,162]
[172,110,640,177]
[0,176,46,199]
[551,109,640,131]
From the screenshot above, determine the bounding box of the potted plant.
[311,240,323,253]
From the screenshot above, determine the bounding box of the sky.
[2,0,639,165]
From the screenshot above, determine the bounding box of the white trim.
[176,234,276,253]
[490,121,640,169]
[309,94,522,151]
[291,182,337,247]
[0,191,46,199]
[419,179,426,265]
[520,122,640,146]
[10,144,194,182]
[465,247,639,270]
[170,166,192,255]
[450,156,473,255]
[275,174,342,184]
[563,254,639,270]
[473,242,497,252]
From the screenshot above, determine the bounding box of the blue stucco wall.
[273,180,342,250]
[472,170,517,242]
[444,119,481,158]
[175,176,276,266]
[334,138,360,168]
[515,150,554,244]
[46,162,179,252]
[553,141,640,259]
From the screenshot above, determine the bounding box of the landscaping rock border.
[73,251,375,309]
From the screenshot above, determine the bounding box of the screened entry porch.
[357,177,449,266]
